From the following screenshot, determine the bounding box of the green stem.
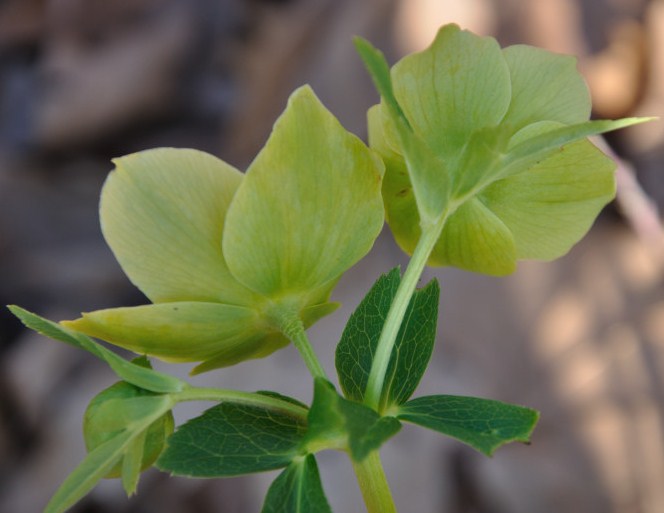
[173,386,308,420]
[364,214,449,411]
[278,314,328,380]
[353,451,397,513]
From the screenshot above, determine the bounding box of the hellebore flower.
[63,86,385,374]
[363,24,649,276]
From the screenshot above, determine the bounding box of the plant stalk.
[174,386,308,419]
[283,316,328,379]
[353,451,397,513]
[364,213,448,411]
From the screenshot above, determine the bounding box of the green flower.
[362,24,649,276]
[63,86,385,374]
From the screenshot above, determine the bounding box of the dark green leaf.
[261,455,332,513]
[382,279,439,408]
[305,378,401,462]
[335,269,439,409]
[157,402,307,477]
[336,268,400,402]
[397,395,539,456]
[8,306,185,394]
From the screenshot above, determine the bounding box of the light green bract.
[63,86,385,373]
[363,24,651,275]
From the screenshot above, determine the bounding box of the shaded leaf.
[336,268,440,408]
[261,455,332,513]
[397,395,539,456]
[158,402,307,477]
[305,379,401,462]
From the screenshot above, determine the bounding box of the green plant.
[9,24,652,513]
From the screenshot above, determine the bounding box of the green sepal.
[397,395,539,456]
[222,85,384,298]
[335,268,439,409]
[157,401,307,477]
[304,378,401,462]
[62,302,285,368]
[8,306,185,393]
[44,394,173,513]
[261,454,332,513]
[355,38,450,222]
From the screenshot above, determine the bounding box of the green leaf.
[305,378,401,461]
[500,117,653,180]
[223,85,384,298]
[261,455,332,513]
[8,306,185,393]
[45,430,134,513]
[357,42,450,222]
[397,395,539,456]
[157,402,307,477]
[62,302,287,367]
[353,37,408,128]
[382,278,439,407]
[335,268,440,408]
[101,148,258,305]
[121,430,147,496]
[45,395,173,513]
[336,269,400,402]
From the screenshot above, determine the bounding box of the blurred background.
[1,0,663,512]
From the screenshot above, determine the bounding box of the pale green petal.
[430,198,517,275]
[190,301,339,374]
[191,332,289,375]
[481,138,616,260]
[62,302,278,364]
[102,148,258,305]
[223,85,384,297]
[391,24,511,160]
[501,45,591,132]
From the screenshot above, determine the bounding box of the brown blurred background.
[1,0,663,512]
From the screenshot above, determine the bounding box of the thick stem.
[364,215,448,411]
[353,451,397,513]
[173,386,308,419]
